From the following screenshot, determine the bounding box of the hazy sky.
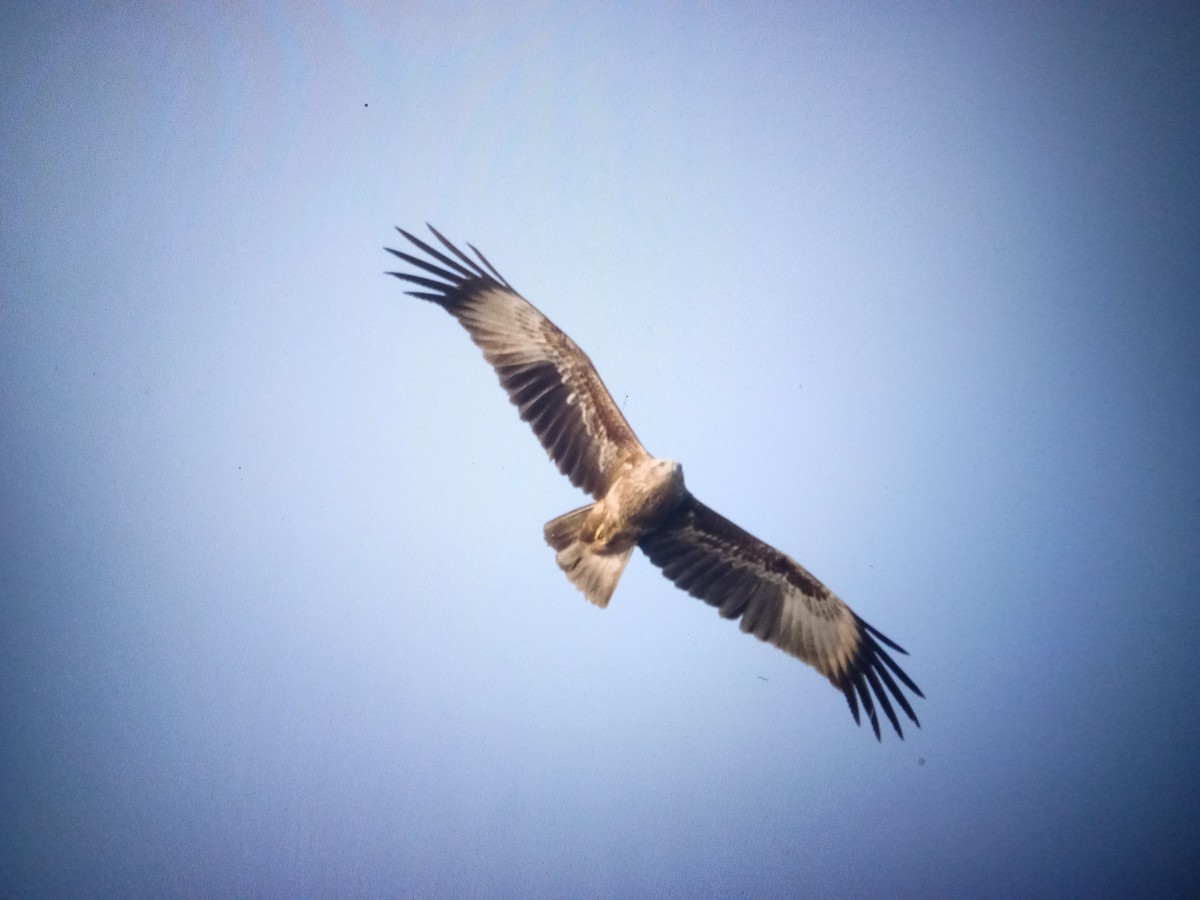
[3,3,1199,897]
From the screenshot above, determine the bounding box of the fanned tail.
[544,505,632,608]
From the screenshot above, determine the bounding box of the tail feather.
[544,505,632,608]
[544,504,591,552]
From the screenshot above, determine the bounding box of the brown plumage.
[386,225,924,739]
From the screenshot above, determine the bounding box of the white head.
[653,458,685,487]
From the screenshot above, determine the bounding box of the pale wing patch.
[640,497,924,740]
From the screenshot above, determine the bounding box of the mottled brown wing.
[386,226,649,498]
[639,496,924,739]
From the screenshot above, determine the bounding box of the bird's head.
[654,458,685,489]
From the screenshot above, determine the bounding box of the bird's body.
[545,457,687,608]
[386,226,924,739]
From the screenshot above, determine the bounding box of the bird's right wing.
[386,226,649,499]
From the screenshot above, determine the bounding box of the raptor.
[386,226,923,739]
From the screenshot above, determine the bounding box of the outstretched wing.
[639,496,924,739]
[386,226,649,498]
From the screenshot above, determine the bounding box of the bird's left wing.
[386,226,649,499]
[639,496,923,739]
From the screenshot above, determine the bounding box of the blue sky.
[2,2,1198,897]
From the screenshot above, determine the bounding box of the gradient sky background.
[3,3,1199,897]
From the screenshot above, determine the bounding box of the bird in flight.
[385,226,923,739]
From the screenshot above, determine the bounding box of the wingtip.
[843,682,861,725]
